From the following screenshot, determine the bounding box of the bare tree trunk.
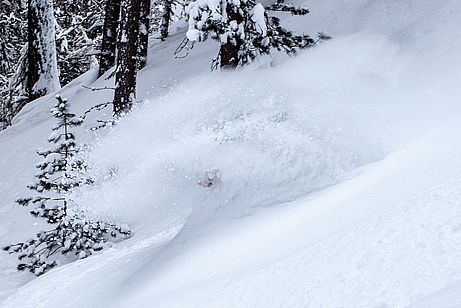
[219,3,243,69]
[27,0,60,100]
[98,0,121,77]
[159,0,172,40]
[138,0,151,69]
[113,0,141,115]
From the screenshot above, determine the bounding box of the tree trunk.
[159,0,172,40]
[138,0,151,69]
[27,0,60,101]
[98,0,121,77]
[27,0,40,98]
[220,3,242,69]
[0,40,9,75]
[113,0,141,115]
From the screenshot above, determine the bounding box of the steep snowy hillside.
[1,0,461,307]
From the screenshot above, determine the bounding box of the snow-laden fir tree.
[185,0,315,69]
[3,95,130,276]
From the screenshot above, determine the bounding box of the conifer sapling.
[3,95,130,276]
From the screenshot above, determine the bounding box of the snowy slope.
[114,122,461,308]
[1,0,461,307]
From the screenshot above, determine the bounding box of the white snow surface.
[1,0,461,307]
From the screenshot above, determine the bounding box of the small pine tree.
[3,95,130,276]
[185,0,315,69]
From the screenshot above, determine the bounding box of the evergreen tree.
[185,0,314,69]
[3,95,130,276]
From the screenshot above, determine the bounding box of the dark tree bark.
[159,0,172,40]
[113,0,142,115]
[138,0,151,69]
[220,4,243,69]
[98,0,121,77]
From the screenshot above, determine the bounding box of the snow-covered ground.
[1,0,461,307]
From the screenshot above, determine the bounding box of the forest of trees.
[0,0,323,127]
[1,0,324,275]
